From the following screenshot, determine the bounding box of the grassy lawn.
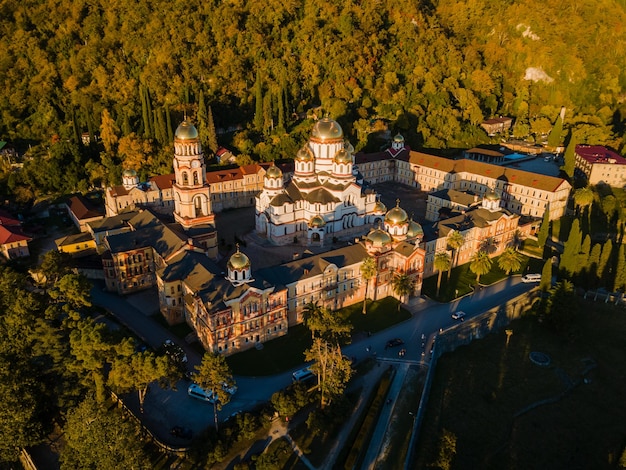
[226,298,411,376]
[413,302,626,470]
[422,254,544,302]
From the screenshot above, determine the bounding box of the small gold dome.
[296,146,314,162]
[228,246,250,270]
[393,133,405,143]
[265,165,283,179]
[175,121,199,140]
[123,169,137,177]
[334,149,352,164]
[311,118,343,140]
[407,219,424,238]
[309,215,326,228]
[385,200,409,225]
[485,189,499,201]
[373,201,387,214]
[367,227,392,248]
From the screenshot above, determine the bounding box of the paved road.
[90,276,535,447]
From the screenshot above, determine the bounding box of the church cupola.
[384,199,409,240]
[332,148,353,178]
[227,244,253,286]
[122,169,139,190]
[391,133,405,151]
[482,187,501,212]
[263,164,284,197]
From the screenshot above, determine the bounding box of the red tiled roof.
[0,225,31,244]
[575,145,626,165]
[151,173,175,189]
[67,196,104,220]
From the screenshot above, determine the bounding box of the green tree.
[60,396,149,470]
[561,131,577,179]
[99,109,119,153]
[547,114,563,148]
[545,280,579,334]
[304,338,352,409]
[254,71,264,131]
[469,251,492,284]
[391,272,414,308]
[573,187,594,217]
[38,250,74,287]
[497,247,523,275]
[540,258,552,291]
[432,428,457,470]
[446,231,465,274]
[108,352,177,412]
[434,252,451,297]
[360,256,377,314]
[614,244,626,292]
[560,219,582,275]
[194,352,235,432]
[509,229,525,252]
[597,239,613,285]
[207,105,219,154]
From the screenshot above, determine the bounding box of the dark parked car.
[385,338,404,349]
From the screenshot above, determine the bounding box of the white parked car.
[521,274,541,283]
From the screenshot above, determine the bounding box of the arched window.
[182,172,189,185]
[193,172,199,185]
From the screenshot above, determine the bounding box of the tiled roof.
[429,189,479,207]
[575,145,626,165]
[88,211,140,232]
[55,232,94,247]
[408,152,569,192]
[438,207,517,235]
[151,173,175,189]
[67,195,104,220]
[0,225,31,244]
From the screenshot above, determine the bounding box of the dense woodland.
[1,0,626,202]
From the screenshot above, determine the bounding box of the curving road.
[91,276,536,446]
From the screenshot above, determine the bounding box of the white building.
[255,118,383,245]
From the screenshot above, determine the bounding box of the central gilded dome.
[175,121,199,140]
[385,200,409,225]
[228,247,250,270]
[311,118,343,140]
[485,189,499,201]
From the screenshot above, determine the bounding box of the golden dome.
[123,169,137,177]
[228,246,250,270]
[296,146,314,162]
[485,189,499,201]
[373,201,387,214]
[367,227,392,247]
[385,200,409,225]
[407,219,424,238]
[265,164,283,179]
[309,215,326,228]
[393,133,405,143]
[311,118,343,140]
[334,149,352,164]
[175,120,199,140]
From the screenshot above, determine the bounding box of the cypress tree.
[254,71,264,131]
[165,104,173,142]
[561,219,582,275]
[537,205,551,249]
[561,130,577,179]
[197,90,207,147]
[540,258,552,291]
[207,105,218,154]
[587,243,601,285]
[140,84,150,138]
[547,114,563,148]
[144,86,154,139]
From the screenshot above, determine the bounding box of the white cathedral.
[255,118,386,245]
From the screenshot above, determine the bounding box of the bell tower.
[172,120,215,228]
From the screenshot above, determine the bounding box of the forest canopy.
[1,0,626,198]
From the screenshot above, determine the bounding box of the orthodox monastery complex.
[85,117,572,355]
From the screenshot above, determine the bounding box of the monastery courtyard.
[214,182,428,270]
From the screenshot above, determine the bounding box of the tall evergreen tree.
[207,105,218,154]
[547,114,563,148]
[196,90,208,147]
[561,130,577,179]
[537,205,551,249]
[597,239,613,285]
[165,104,173,142]
[254,71,264,131]
[560,219,582,275]
[587,243,601,284]
[540,258,552,291]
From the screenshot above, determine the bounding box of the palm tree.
[433,252,451,297]
[479,236,498,255]
[573,186,594,221]
[446,230,465,276]
[497,247,523,275]
[360,256,377,314]
[470,251,492,284]
[391,272,414,310]
[509,229,525,252]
